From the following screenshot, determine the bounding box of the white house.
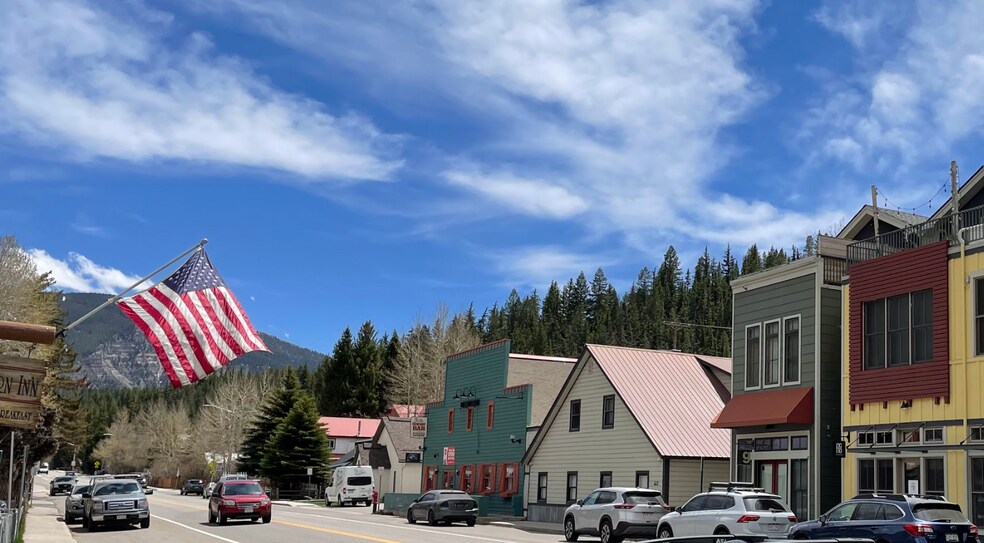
[318,417,381,462]
[366,416,424,499]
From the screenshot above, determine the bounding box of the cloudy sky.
[3,0,983,353]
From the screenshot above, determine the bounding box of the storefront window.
[737,439,753,482]
[790,436,808,450]
[972,458,984,527]
[858,459,893,493]
[790,459,808,522]
[925,458,945,496]
[754,438,773,451]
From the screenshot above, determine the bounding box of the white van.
[324,466,374,507]
[38,462,49,474]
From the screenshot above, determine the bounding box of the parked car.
[565,487,669,543]
[49,476,75,496]
[406,490,478,527]
[111,473,153,494]
[208,480,272,525]
[39,462,49,474]
[657,483,796,540]
[203,482,216,499]
[181,479,205,496]
[325,466,374,506]
[82,478,150,531]
[64,483,91,523]
[64,471,76,477]
[789,494,979,543]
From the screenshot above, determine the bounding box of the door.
[756,460,788,501]
[575,491,602,534]
[813,502,858,539]
[676,495,708,536]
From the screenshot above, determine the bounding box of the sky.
[3,0,984,354]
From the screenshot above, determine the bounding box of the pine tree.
[261,393,331,485]
[317,328,355,416]
[379,332,400,414]
[239,368,302,477]
[541,282,564,355]
[351,321,383,417]
[741,244,763,275]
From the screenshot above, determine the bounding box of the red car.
[208,480,272,525]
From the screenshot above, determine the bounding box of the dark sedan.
[406,490,478,527]
[49,476,75,496]
[181,479,205,495]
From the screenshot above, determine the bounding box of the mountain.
[59,293,325,389]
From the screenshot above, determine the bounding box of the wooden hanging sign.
[0,356,45,429]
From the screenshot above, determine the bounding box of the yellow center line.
[273,519,403,543]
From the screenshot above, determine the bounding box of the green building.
[422,339,575,516]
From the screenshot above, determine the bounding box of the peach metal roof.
[586,344,732,459]
[317,416,381,439]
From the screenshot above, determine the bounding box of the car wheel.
[81,514,88,529]
[564,516,579,542]
[444,519,452,526]
[407,508,416,524]
[658,525,673,539]
[64,513,73,524]
[600,519,622,543]
[714,527,731,543]
[467,518,476,527]
[262,514,271,524]
[141,518,150,529]
[219,510,228,525]
[793,533,809,540]
[427,509,437,526]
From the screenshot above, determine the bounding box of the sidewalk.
[23,483,74,543]
[484,519,564,535]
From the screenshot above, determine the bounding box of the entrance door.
[757,460,788,502]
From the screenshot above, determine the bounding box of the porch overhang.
[711,387,814,428]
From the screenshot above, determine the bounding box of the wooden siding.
[848,242,949,403]
[817,286,843,513]
[733,273,817,395]
[666,458,730,507]
[526,357,663,507]
[507,357,574,426]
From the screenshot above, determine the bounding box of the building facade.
[369,417,423,499]
[421,340,575,516]
[318,416,381,462]
[525,345,732,524]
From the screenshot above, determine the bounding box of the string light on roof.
[877,179,950,219]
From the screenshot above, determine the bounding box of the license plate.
[110,515,122,520]
[946,534,959,542]
[767,523,783,531]
[643,512,655,518]
[244,507,254,513]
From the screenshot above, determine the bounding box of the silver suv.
[564,487,669,543]
[657,482,796,539]
[82,478,150,531]
[64,482,92,523]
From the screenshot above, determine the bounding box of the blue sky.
[3,0,984,354]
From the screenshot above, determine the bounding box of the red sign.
[442,446,456,466]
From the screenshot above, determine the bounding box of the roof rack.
[852,493,948,502]
[707,482,766,493]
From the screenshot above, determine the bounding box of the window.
[784,317,800,383]
[876,431,893,445]
[746,325,761,388]
[326,438,336,450]
[459,465,476,493]
[864,290,934,369]
[602,395,615,429]
[827,503,858,522]
[976,278,984,356]
[971,427,984,442]
[754,438,773,451]
[864,299,886,369]
[855,503,883,521]
[898,429,920,444]
[424,466,438,491]
[635,471,650,489]
[771,437,789,451]
[596,490,617,505]
[737,439,753,482]
[599,471,612,488]
[764,321,780,386]
[566,472,578,503]
[448,408,454,433]
[858,432,874,445]
[486,401,495,430]
[569,400,581,432]
[537,473,548,503]
[441,469,456,489]
[582,491,600,506]
[926,458,945,496]
[790,459,808,522]
[466,406,474,432]
[858,459,893,493]
[971,458,984,526]
[681,495,707,512]
[924,428,943,443]
[498,463,519,496]
[791,436,809,450]
[478,464,496,494]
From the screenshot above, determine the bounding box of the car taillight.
[970,525,979,537]
[904,524,935,536]
[614,504,636,509]
[736,515,761,523]
[342,488,347,494]
[788,515,797,523]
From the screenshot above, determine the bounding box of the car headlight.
[222,500,236,506]
[93,502,104,511]
[261,499,270,505]
[137,499,148,508]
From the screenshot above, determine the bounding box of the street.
[35,474,574,543]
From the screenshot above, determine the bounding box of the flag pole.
[60,238,208,334]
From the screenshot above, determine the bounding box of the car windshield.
[54,477,74,483]
[440,491,466,496]
[347,476,372,486]
[188,480,203,484]
[624,491,665,505]
[72,485,91,496]
[743,496,789,512]
[913,504,969,523]
[223,483,263,496]
[94,482,143,496]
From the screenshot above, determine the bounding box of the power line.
[877,179,950,220]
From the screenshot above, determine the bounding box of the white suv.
[564,487,669,543]
[657,483,796,539]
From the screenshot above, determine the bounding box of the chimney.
[358,420,362,434]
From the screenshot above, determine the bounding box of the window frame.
[424,466,439,491]
[923,427,944,444]
[782,315,801,385]
[569,399,581,432]
[599,471,613,488]
[864,290,935,370]
[745,323,762,390]
[911,289,933,363]
[477,464,496,495]
[537,473,548,503]
[763,319,781,388]
[566,471,578,504]
[864,298,887,370]
[602,395,615,429]
[459,465,476,493]
[466,406,474,432]
[635,470,650,489]
[486,401,495,430]
[886,294,911,367]
[498,463,520,497]
[448,408,454,434]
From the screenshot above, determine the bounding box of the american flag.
[117,249,268,388]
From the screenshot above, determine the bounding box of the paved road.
[38,474,572,543]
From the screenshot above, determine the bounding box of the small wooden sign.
[0,356,45,428]
[0,400,40,429]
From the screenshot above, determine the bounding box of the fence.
[847,204,984,265]
[0,507,25,543]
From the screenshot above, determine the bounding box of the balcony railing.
[847,204,984,265]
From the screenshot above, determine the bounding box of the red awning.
[711,387,814,428]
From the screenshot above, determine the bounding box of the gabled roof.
[318,417,381,439]
[838,205,928,240]
[373,416,423,462]
[386,405,425,418]
[928,164,984,220]
[525,345,732,463]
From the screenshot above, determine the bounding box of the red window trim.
[441,468,456,489]
[498,462,519,497]
[478,463,496,495]
[487,401,495,430]
[423,466,438,491]
[466,406,474,432]
[459,465,476,493]
[448,408,454,434]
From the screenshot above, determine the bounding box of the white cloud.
[812,0,890,49]
[493,246,611,289]
[28,249,147,293]
[445,170,588,219]
[0,0,401,180]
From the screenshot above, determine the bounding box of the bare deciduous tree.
[198,371,275,474]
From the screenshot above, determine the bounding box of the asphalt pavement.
[33,473,576,543]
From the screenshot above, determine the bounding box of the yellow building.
[841,166,984,526]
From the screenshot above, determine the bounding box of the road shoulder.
[24,482,75,543]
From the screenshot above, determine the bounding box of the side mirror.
[82,493,91,499]
[819,514,828,525]
[675,506,682,512]
[576,499,584,506]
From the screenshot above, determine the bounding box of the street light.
[65,442,79,469]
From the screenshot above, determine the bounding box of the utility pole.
[7,433,14,512]
[20,445,27,509]
[871,185,880,238]
[952,160,960,233]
